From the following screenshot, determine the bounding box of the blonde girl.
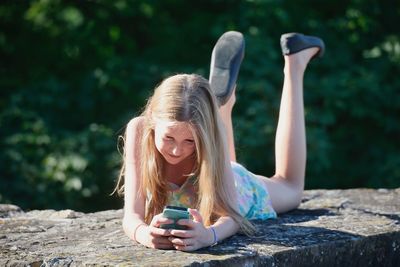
[115,31,324,251]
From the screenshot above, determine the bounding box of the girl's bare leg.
[260,47,320,214]
[218,87,237,162]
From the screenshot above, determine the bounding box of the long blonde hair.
[116,74,254,234]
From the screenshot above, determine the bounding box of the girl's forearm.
[122,213,147,241]
[208,216,240,245]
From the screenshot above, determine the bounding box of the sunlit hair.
[115,74,254,234]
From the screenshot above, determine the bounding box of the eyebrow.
[165,135,194,141]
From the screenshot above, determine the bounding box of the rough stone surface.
[1,189,399,266]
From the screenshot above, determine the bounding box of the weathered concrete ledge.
[1,189,399,266]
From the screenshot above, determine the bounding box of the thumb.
[188,208,203,223]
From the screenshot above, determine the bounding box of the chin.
[166,158,184,165]
[166,160,181,165]
[164,154,186,165]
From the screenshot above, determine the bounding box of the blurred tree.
[0,0,399,212]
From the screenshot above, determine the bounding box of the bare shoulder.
[125,116,147,163]
[125,116,147,148]
[127,116,146,132]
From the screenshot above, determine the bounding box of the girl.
[114,31,325,251]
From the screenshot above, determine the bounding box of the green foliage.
[1,0,399,212]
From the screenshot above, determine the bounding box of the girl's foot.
[209,31,245,106]
[284,47,320,73]
[280,33,325,59]
[280,33,324,73]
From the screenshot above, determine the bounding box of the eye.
[185,139,195,145]
[164,136,174,141]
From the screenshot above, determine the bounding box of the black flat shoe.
[280,33,325,59]
[209,31,245,106]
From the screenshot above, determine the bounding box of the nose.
[171,145,182,156]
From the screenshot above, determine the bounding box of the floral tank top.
[167,162,277,220]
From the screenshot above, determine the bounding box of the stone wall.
[1,188,399,266]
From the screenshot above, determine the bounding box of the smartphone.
[160,206,190,230]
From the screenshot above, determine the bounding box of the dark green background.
[1,0,399,212]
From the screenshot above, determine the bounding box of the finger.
[174,243,195,251]
[150,214,173,228]
[154,237,174,246]
[150,236,174,249]
[176,218,196,229]
[169,237,193,247]
[188,208,203,223]
[173,244,196,251]
[150,226,171,237]
[170,229,193,238]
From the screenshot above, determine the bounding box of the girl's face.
[154,120,196,165]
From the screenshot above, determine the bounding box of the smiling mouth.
[168,154,181,158]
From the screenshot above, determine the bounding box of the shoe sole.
[209,31,245,105]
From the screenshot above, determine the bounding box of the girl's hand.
[168,209,214,251]
[135,213,174,249]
